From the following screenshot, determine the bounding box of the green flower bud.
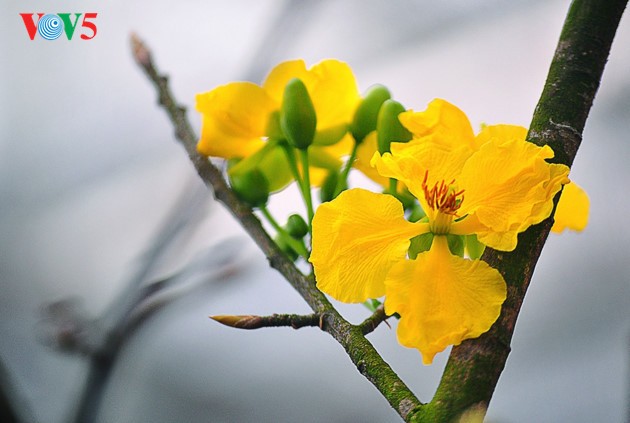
[280,78,317,150]
[351,85,391,143]
[377,99,412,154]
[229,168,269,208]
[285,214,309,239]
[320,169,346,203]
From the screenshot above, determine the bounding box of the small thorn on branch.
[210,313,321,330]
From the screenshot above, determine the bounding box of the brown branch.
[413,1,628,421]
[131,33,423,420]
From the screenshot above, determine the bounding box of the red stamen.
[421,170,464,216]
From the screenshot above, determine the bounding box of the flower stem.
[281,143,314,228]
[388,178,397,196]
[299,148,315,228]
[334,141,359,196]
[260,206,309,258]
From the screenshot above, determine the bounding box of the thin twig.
[359,306,391,335]
[131,33,424,420]
[211,313,321,330]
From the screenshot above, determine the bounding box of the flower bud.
[351,85,391,143]
[377,99,412,154]
[320,169,346,203]
[229,168,270,208]
[285,214,309,238]
[280,78,317,150]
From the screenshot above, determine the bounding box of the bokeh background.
[2,1,629,422]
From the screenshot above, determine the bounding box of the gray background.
[2,1,629,422]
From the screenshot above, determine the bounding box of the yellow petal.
[263,59,360,131]
[474,124,528,150]
[304,60,360,129]
[262,60,309,104]
[196,115,263,158]
[458,137,569,251]
[195,82,276,158]
[322,132,355,160]
[398,99,476,150]
[551,181,590,233]
[310,189,422,302]
[354,132,390,187]
[384,236,506,365]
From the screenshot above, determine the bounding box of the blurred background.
[2,0,629,422]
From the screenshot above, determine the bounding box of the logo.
[19,13,98,40]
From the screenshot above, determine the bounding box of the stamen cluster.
[421,170,465,216]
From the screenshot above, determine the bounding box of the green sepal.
[285,214,309,239]
[409,232,434,259]
[377,99,412,154]
[273,234,299,262]
[228,144,293,192]
[447,234,465,257]
[465,234,486,259]
[308,146,343,171]
[320,169,345,203]
[229,168,269,208]
[280,78,317,150]
[312,124,348,146]
[351,85,391,143]
[390,187,416,211]
[408,203,427,223]
[228,139,278,176]
[265,111,285,140]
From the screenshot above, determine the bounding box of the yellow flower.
[310,99,571,364]
[354,131,390,187]
[551,181,589,233]
[195,59,360,188]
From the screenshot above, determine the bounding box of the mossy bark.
[409,0,628,421]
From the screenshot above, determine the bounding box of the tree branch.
[359,305,391,335]
[131,33,423,420]
[414,1,628,421]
